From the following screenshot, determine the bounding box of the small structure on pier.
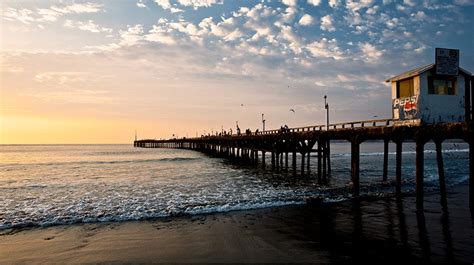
[387,48,472,125]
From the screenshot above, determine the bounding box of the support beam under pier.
[416,139,425,209]
[351,141,360,197]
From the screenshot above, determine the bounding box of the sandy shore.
[1,186,473,264]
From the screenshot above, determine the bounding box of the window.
[397,78,414,98]
[428,76,456,95]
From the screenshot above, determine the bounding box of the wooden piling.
[262,151,266,168]
[280,152,284,168]
[435,140,446,198]
[307,150,310,171]
[327,140,331,175]
[351,141,360,197]
[383,139,389,183]
[301,152,305,174]
[470,140,474,212]
[285,152,288,171]
[271,152,275,169]
[317,140,322,183]
[416,139,425,209]
[466,76,471,122]
[322,143,327,180]
[276,153,280,171]
[292,151,297,176]
[395,141,402,195]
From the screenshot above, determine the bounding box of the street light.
[262,113,266,132]
[324,95,329,131]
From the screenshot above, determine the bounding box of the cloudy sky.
[1,0,473,143]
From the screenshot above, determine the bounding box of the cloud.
[34,71,87,85]
[3,8,36,25]
[223,28,244,41]
[137,0,147,8]
[298,14,314,26]
[320,15,335,32]
[403,0,416,7]
[278,25,303,54]
[307,0,321,6]
[154,0,184,12]
[306,38,344,60]
[454,0,474,5]
[119,24,145,46]
[385,17,399,29]
[64,20,113,33]
[282,0,298,6]
[177,0,223,9]
[411,11,428,21]
[37,9,62,22]
[2,3,104,26]
[50,3,104,14]
[154,0,222,11]
[359,42,383,62]
[346,0,374,12]
[328,0,340,8]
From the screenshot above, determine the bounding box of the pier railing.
[250,118,393,136]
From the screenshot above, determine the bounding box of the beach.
[1,183,473,264]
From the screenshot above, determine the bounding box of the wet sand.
[1,186,473,264]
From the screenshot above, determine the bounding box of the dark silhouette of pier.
[134,119,473,211]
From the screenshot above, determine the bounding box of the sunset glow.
[1,0,473,144]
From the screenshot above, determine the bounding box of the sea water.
[0,141,469,230]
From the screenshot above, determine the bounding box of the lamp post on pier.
[324,95,329,130]
[324,95,331,174]
[262,113,266,132]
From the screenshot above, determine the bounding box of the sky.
[1,0,473,144]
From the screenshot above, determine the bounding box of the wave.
[0,200,307,231]
[0,174,468,231]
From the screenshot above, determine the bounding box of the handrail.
[253,118,393,136]
[137,118,394,141]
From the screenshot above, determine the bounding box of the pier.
[134,120,474,210]
[135,54,473,210]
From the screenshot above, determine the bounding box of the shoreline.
[1,184,473,263]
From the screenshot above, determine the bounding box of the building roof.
[385,63,473,82]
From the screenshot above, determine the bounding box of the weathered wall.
[418,71,465,123]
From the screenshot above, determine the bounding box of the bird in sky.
[241,104,244,107]
[290,109,295,113]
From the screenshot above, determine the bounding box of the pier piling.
[395,141,403,195]
[292,151,297,176]
[470,139,474,212]
[416,139,426,209]
[351,141,360,197]
[383,139,389,183]
[317,141,322,183]
[435,140,447,205]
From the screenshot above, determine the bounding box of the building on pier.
[387,48,472,125]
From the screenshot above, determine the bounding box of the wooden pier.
[135,120,473,210]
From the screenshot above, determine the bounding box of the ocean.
[0,141,470,230]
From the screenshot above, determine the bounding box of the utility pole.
[135,130,137,141]
[262,113,266,132]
